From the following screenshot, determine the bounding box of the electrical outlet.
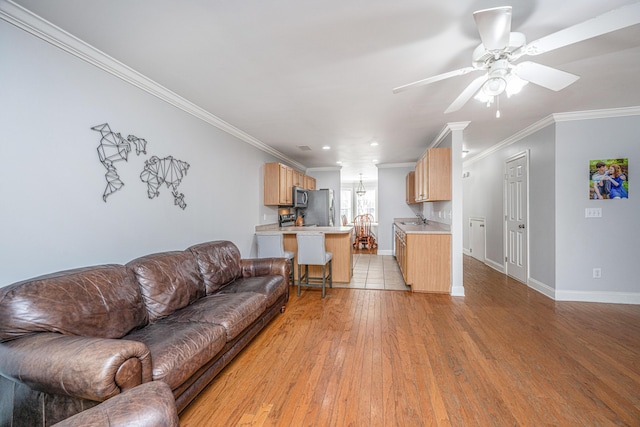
[593,268,602,279]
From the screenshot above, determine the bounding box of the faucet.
[416,212,427,224]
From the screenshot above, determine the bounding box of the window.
[356,189,376,219]
[341,181,377,223]
[340,189,352,224]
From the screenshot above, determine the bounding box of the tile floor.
[333,254,410,291]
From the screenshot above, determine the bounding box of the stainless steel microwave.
[292,186,308,208]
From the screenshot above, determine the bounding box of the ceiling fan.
[393,3,640,114]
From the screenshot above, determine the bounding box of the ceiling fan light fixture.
[482,76,507,96]
[474,89,493,105]
[505,74,528,97]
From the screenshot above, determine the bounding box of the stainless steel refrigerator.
[304,189,334,226]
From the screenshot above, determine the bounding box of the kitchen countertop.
[394,219,450,235]
[256,224,353,234]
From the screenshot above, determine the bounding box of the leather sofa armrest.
[241,258,290,286]
[52,381,179,427]
[0,333,152,402]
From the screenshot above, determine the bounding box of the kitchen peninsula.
[256,225,354,283]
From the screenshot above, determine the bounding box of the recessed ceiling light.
[370,141,379,147]
[322,145,331,150]
[336,161,342,164]
[372,159,378,163]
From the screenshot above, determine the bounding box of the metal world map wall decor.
[91,123,190,209]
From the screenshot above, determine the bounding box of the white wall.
[0,20,281,287]
[463,125,556,281]
[377,165,419,253]
[463,114,639,303]
[555,116,639,300]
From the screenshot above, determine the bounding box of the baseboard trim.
[527,277,556,300]
[485,258,505,273]
[527,277,640,305]
[555,290,640,305]
[378,249,393,256]
[450,285,465,297]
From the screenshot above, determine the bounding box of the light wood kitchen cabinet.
[414,147,451,202]
[283,229,353,283]
[406,171,417,204]
[264,162,293,206]
[304,175,316,190]
[264,162,317,205]
[395,228,408,282]
[395,227,450,293]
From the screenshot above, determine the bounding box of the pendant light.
[356,173,366,197]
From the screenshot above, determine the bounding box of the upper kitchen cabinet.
[264,162,316,205]
[415,147,451,202]
[406,171,417,204]
[293,170,304,188]
[304,175,316,190]
[264,162,293,206]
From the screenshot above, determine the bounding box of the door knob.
[519,224,525,229]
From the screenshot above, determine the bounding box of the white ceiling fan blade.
[392,67,477,94]
[473,6,512,51]
[515,61,579,91]
[525,2,640,56]
[444,75,487,114]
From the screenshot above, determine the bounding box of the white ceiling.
[12,0,640,181]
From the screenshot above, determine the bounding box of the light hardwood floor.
[179,255,640,426]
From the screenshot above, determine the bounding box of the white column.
[448,122,469,296]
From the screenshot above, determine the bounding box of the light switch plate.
[585,208,602,218]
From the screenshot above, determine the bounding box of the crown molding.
[376,162,415,169]
[0,0,306,171]
[305,166,342,173]
[552,106,640,122]
[463,106,640,166]
[422,121,471,158]
[463,115,555,166]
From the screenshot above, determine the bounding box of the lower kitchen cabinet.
[397,232,451,293]
[283,229,353,283]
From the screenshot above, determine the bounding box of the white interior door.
[469,218,485,262]
[505,153,528,283]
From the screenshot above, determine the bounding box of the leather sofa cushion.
[219,276,286,308]
[170,293,266,341]
[0,265,147,342]
[124,320,226,390]
[127,251,205,322]
[188,241,242,294]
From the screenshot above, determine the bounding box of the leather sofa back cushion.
[188,241,242,294]
[0,265,148,342]
[127,251,205,322]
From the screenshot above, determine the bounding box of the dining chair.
[256,233,294,285]
[296,232,332,298]
[353,214,377,252]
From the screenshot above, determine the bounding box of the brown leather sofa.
[0,240,289,426]
[51,381,179,427]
